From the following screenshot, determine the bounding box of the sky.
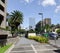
[7,0,60,29]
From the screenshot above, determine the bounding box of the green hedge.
[28,36,48,43]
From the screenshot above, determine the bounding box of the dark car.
[48,33,58,40]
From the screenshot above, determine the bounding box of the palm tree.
[8,10,23,36]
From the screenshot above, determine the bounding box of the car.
[48,33,58,40]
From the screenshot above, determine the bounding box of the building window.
[1,0,5,3]
[0,14,4,25]
[0,4,4,12]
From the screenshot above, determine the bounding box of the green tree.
[44,24,50,32]
[18,29,26,34]
[8,10,23,36]
[56,24,60,28]
[50,24,55,28]
[56,29,60,34]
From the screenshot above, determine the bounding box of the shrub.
[34,36,40,41]
[38,36,48,43]
[28,36,36,40]
[28,36,48,43]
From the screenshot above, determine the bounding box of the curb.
[5,36,20,53]
[5,44,15,53]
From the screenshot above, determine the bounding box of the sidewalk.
[49,38,60,48]
[7,36,20,44]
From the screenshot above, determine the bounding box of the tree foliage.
[8,10,23,36]
[56,29,60,34]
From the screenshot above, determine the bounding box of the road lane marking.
[31,44,37,53]
[11,50,34,52]
[11,48,57,52]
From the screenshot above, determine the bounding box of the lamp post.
[38,13,43,29]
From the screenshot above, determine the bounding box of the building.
[29,18,35,30]
[0,0,6,28]
[43,18,51,26]
[35,18,51,33]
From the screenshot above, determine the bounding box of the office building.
[29,18,35,30]
[44,18,51,26]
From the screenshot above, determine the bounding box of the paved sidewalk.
[9,37,58,53]
[49,38,60,48]
[7,36,20,44]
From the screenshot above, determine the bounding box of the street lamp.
[38,13,43,29]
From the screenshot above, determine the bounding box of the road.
[49,38,60,47]
[9,37,59,53]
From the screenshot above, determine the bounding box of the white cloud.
[25,0,30,3]
[55,5,60,13]
[24,0,34,3]
[42,0,56,6]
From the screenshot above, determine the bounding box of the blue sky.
[7,0,60,29]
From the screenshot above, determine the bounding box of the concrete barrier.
[28,33,36,36]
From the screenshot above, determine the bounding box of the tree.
[44,24,50,32]
[35,21,42,34]
[56,24,60,28]
[18,29,26,34]
[50,24,55,28]
[8,10,23,36]
[56,29,60,34]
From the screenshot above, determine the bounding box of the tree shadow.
[53,49,60,53]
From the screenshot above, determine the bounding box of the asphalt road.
[9,37,59,53]
[49,38,60,47]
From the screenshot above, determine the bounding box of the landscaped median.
[0,44,12,53]
[28,36,49,43]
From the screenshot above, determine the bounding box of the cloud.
[55,5,60,13]
[24,0,30,3]
[24,0,34,3]
[42,0,56,6]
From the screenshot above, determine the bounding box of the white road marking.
[11,50,34,52]
[15,46,31,48]
[31,44,37,53]
[11,48,57,52]
[15,44,51,48]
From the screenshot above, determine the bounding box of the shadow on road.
[53,49,60,53]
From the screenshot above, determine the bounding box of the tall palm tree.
[11,10,23,26]
[8,10,23,36]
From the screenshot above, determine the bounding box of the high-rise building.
[0,0,6,28]
[29,18,35,30]
[44,18,51,26]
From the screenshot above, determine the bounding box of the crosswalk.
[10,44,57,53]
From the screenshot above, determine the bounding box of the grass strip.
[0,44,12,53]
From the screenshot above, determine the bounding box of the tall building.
[29,18,35,30]
[44,18,51,26]
[0,0,6,28]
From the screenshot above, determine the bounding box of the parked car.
[48,33,58,40]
